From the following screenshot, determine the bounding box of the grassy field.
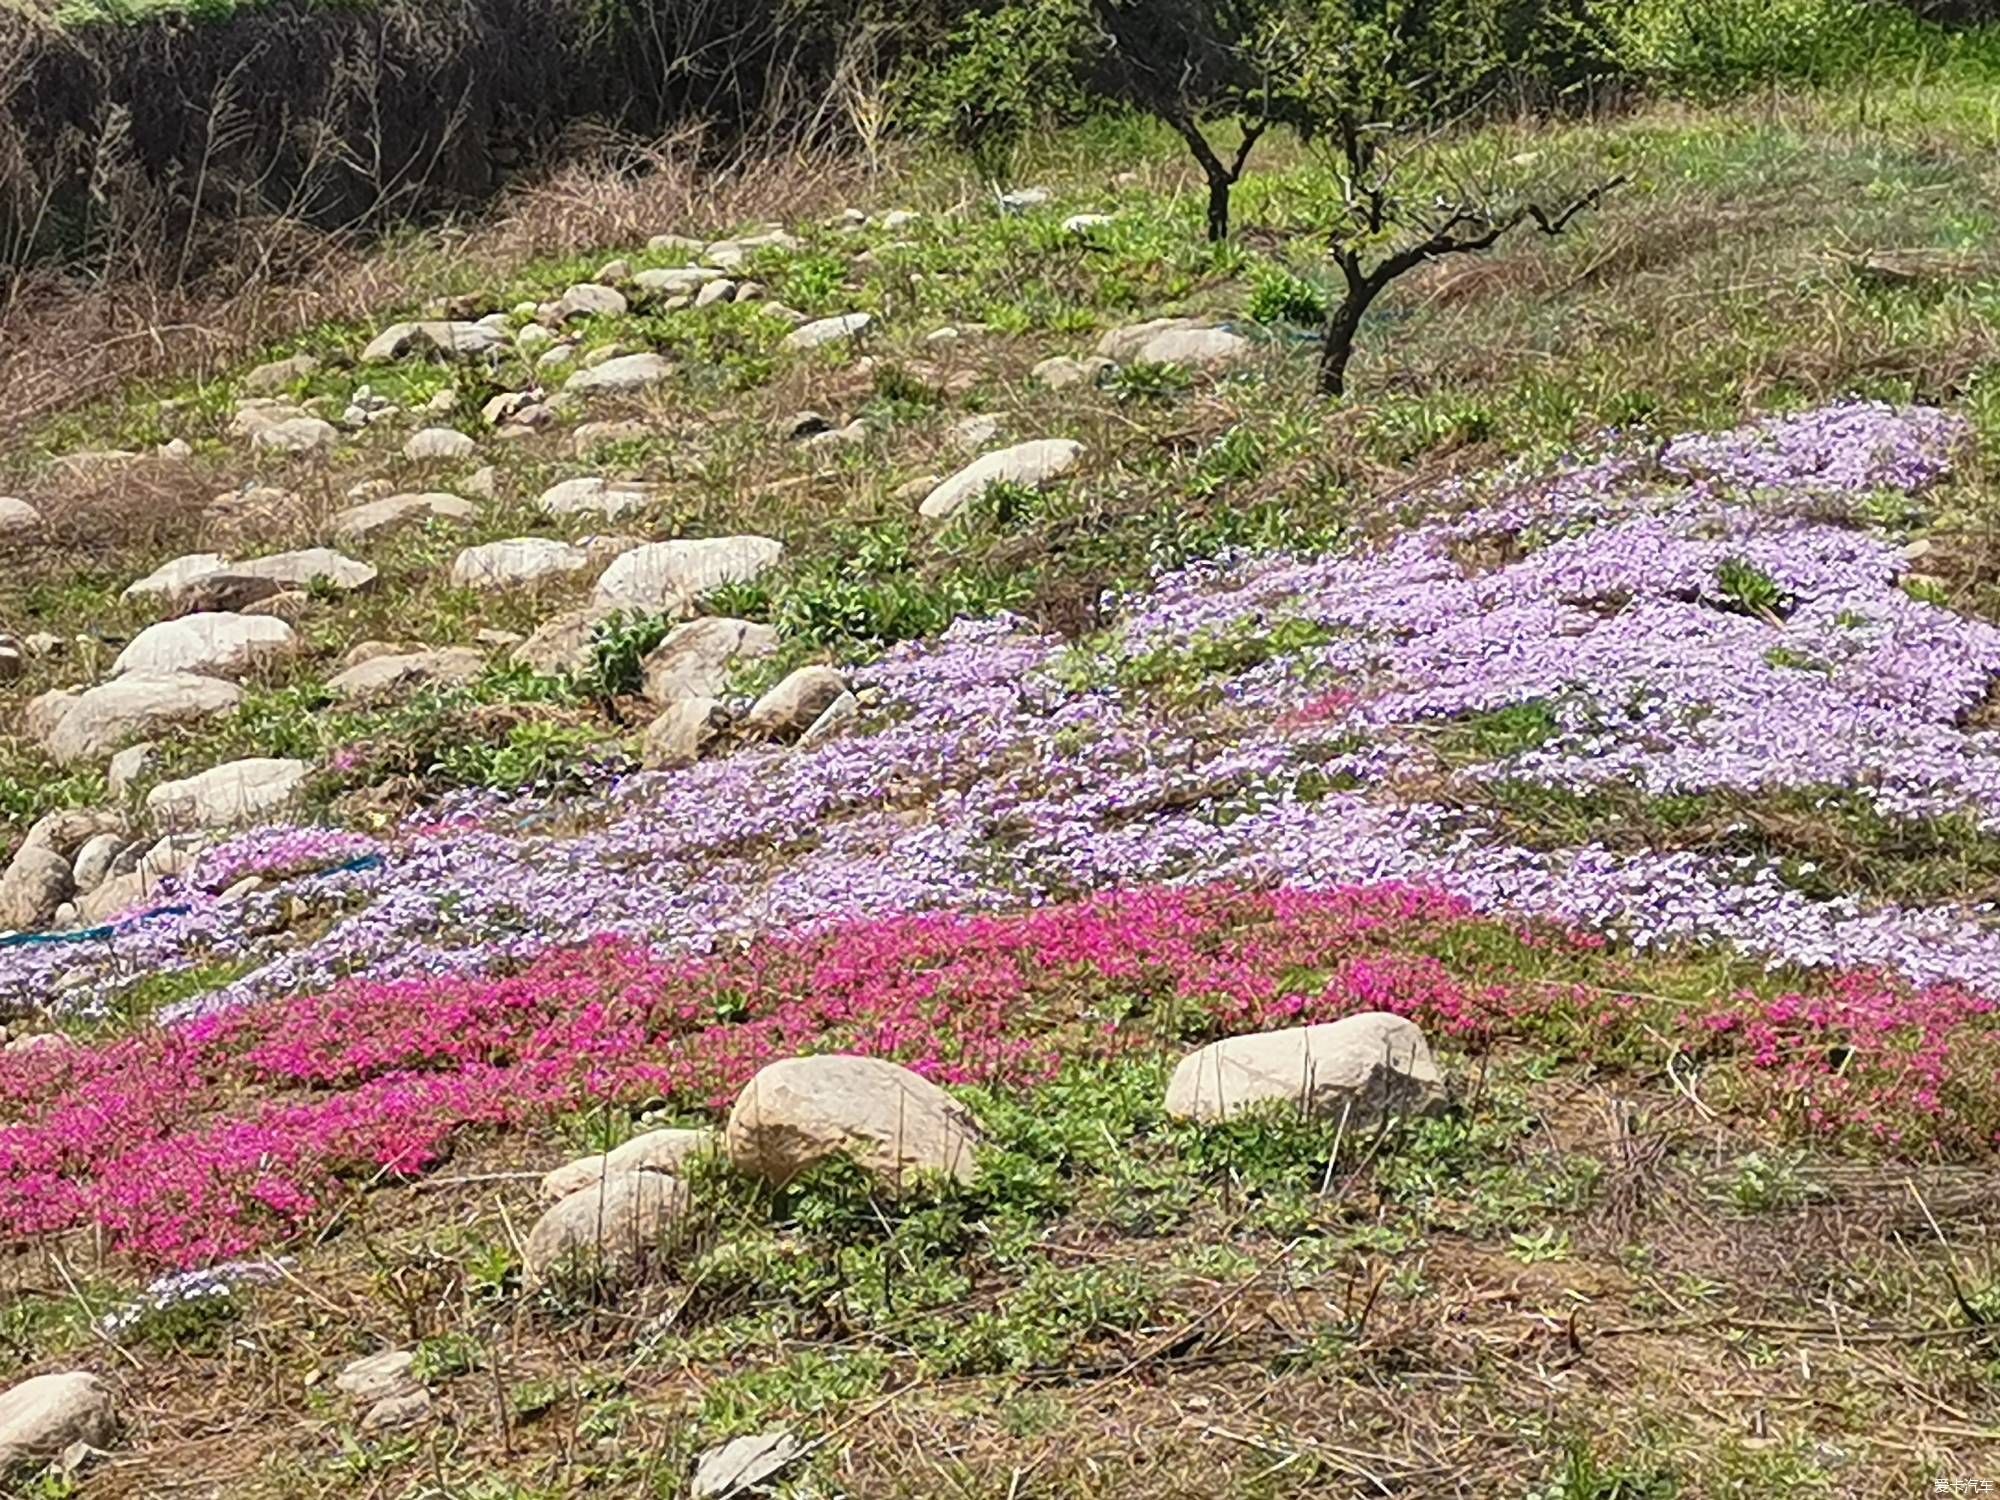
[2,56,2000,1499]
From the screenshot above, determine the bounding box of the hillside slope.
[0,79,1998,1496]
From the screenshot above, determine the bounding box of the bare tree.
[1087,0,1284,241]
[1319,158,1623,394]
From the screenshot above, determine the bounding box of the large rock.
[331,492,476,545]
[78,840,199,924]
[0,497,43,537]
[1096,317,1251,369]
[360,320,507,364]
[632,266,727,297]
[1164,1012,1447,1126]
[565,353,671,395]
[122,553,232,606]
[449,538,594,591]
[640,697,724,769]
[335,1350,416,1404]
[558,282,628,321]
[146,758,312,830]
[524,1172,690,1284]
[919,439,1084,521]
[743,665,846,741]
[248,416,338,455]
[537,476,652,520]
[726,1054,982,1189]
[640,617,778,705]
[0,1372,118,1479]
[403,427,476,462]
[781,312,872,351]
[112,613,296,680]
[71,832,124,896]
[512,605,612,675]
[225,548,377,596]
[326,647,485,704]
[0,846,74,932]
[241,352,320,394]
[692,1431,804,1500]
[594,536,783,614]
[540,1128,714,1201]
[22,808,124,860]
[42,674,244,765]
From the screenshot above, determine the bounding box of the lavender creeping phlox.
[8,398,1998,1019]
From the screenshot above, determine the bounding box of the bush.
[1591,0,1930,95]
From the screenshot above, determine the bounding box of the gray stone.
[0,497,44,537]
[241,353,320,394]
[71,833,124,896]
[1031,354,1113,390]
[593,536,784,614]
[998,186,1051,211]
[948,414,1001,452]
[403,427,476,462]
[595,258,632,284]
[111,613,296,680]
[726,1054,982,1190]
[122,553,232,606]
[335,1350,417,1404]
[0,1373,118,1480]
[326,647,485,704]
[541,1128,714,1200]
[1096,318,1251,369]
[645,234,706,256]
[692,1430,804,1500]
[640,617,778,705]
[640,696,724,770]
[146,758,312,830]
[0,847,73,932]
[524,1172,690,1285]
[781,312,872,351]
[537,476,652,520]
[632,266,727,297]
[743,665,847,742]
[565,353,672,395]
[42,674,244,765]
[360,320,507,364]
[249,416,337,455]
[226,548,376,597]
[557,282,628,321]
[919,439,1085,521]
[512,606,613,675]
[798,690,858,748]
[331,492,476,545]
[573,420,651,456]
[361,1390,432,1434]
[449,538,594,591]
[107,743,160,799]
[694,278,736,308]
[21,808,124,861]
[1164,1012,1447,1126]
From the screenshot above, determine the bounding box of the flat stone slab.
[331,492,476,545]
[42,673,244,765]
[594,536,784,614]
[146,757,312,830]
[920,439,1084,520]
[326,647,486,703]
[112,612,296,680]
[565,353,671,395]
[537,476,653,520]
[360,320,508,364]
[450,538,595,591]
[781,312,872,351]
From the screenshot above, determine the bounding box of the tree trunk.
[1318,283,1374,397]
[1205,172,1231,243]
